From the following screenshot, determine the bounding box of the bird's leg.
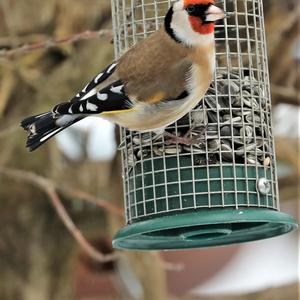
[184,124,207,139]
[164,125,206,146]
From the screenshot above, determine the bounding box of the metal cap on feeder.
[111,0,298,250]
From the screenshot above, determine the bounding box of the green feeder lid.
[113,208,298,250]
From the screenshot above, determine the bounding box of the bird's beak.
[205,5,227,22]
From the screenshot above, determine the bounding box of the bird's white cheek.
[173,0,184,11]
[171,11,215,47]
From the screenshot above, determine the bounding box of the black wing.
[70,61,118,103]
[53,79,133,115]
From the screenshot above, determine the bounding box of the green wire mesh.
[111,0,298,250]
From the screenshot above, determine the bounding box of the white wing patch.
[86,102,98,111]
[34,112,51,119]
[81,88,97,100]
[110,85,124,94]
[107,63,117,73]
[97,93,108,101]
[94,73,104,83]
[82,83,89,93]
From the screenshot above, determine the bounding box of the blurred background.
[0,0,298,299]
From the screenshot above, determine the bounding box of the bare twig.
[0,29,113,59]
[0,167,123,217]
[0,166,121,263]
[272,85,300,106]
[58,185,124,217]
[0,33,50,47]
[45,187,119,263]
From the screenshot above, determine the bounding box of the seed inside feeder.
[121,70,271,168]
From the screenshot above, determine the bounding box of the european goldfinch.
[21,0,226,151]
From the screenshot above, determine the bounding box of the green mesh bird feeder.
[111,0,298,250]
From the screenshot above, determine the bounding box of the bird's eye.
[186,5,195,13]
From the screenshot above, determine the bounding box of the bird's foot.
[164,131,203,146]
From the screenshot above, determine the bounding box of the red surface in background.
[162,245,239,296]
[75,262,119,299]
[75,243,238,298]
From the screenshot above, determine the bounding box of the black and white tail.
[20,61,128,151]
[20,112,84,151]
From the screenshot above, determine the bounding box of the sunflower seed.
[127,150,136,167]
[243,96,260,110]
[239,126,253,142]
[232,110,251,117]
[245,113,261,124]
[118,139,127,150]
[132,135,142,145]
[158,145,182,155]
[191,110,208,125]
[133,132,159,145]
[208,139,220,151]
[192,125,207,135]
[207,111,219,123]
[220,125,239,137]
[263,156,271,166]
[206,124,218,137]
[222,81,240,95]
[136,149,149,159]
[220,141,233,161]
[223,116,242,124]
[236,142,259,154]
[153,146,163,156]
[205,96,221,111]
[246,154,257,164]
[183,144,206,153]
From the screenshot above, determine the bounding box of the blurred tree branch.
[0,167,123,216]
[45,187,119,263]
[0,167,122,263]
[271,85,300,106]
[0,29,113,59]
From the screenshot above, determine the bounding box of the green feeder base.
[113,208,298,250]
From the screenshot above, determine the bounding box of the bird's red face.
[184,0,226,35]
